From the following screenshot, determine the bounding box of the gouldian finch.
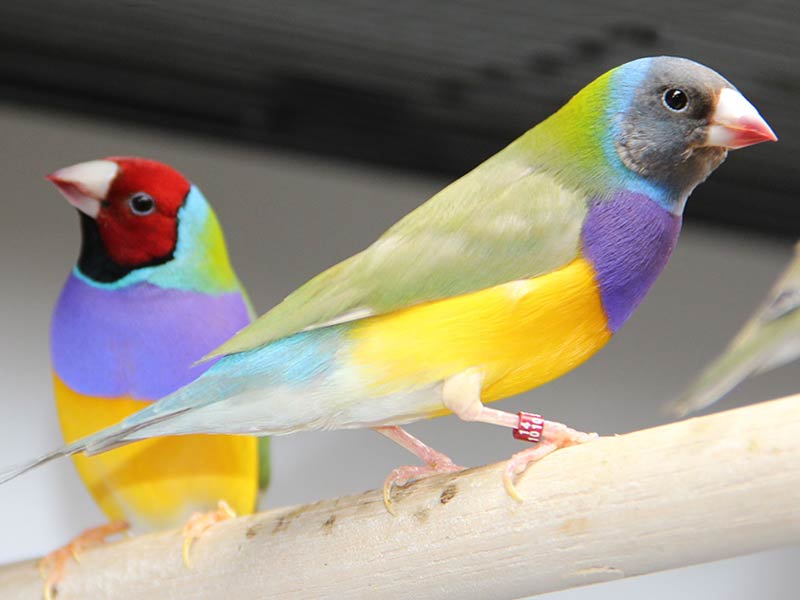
[669,242,800,416]
[40,157,269,594]
[2,58,776,511]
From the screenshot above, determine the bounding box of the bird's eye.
[128,193,156,216]
[662,88,689,112]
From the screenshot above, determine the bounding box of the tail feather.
[0,404,193,485]
[83,407,192,456]
[2,356,240,485]
[0,439,86,485]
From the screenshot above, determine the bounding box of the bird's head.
[538,56,777,210]
[47,157,227,287]
[610,57,775,192]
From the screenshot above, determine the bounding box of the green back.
[208,140,588,358]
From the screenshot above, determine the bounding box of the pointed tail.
[0,403,192,485]
[0,440,86,484]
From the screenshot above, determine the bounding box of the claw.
[504,419,598,502]
[382,461,463,515]
[374,426,465,514]
[181,500,236,568]
[503,442,558,502]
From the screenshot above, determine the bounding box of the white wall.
[0,104,796,597]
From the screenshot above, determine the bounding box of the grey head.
[613,56,776,202]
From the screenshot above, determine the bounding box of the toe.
[381,463,465,514]
[181,501,238,568]
[182,537,195,569]
[40,522,128,598]
[502,465,524,503]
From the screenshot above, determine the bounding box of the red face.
[95,157,190,267]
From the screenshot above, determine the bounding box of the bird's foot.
[504,413,598,502]
[374,425,466,514]
[40,521,128,600]
[181,500,236,568]
[383,458,464,515]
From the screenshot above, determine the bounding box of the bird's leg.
[374,426,464,514]
[502,424,596,502]
[40,520,129,600]
[181,500,236,568]
[442,369,597,502]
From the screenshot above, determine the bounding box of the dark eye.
[662,88,689,112]
[128,192,155,215]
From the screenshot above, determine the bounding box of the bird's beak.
[46,159,119,218]
[705,87,777,150]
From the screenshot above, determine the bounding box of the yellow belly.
[53,375,258,531]
[349,257,612,403]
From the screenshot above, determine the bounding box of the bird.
[2,57,776,514]
[669,241,800,416]
[39,157,270,597]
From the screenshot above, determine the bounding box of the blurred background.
[0,1,797,598]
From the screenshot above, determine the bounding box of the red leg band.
[513,412,544,443]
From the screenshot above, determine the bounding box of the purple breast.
[51,275,251,399]
[581,191,681,333]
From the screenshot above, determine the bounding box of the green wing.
[208,144,588,358]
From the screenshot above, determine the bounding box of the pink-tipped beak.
[706,87,777,150]
[46,159,119,218]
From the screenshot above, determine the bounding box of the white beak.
[47,159,120,218]
[706,88,777,150]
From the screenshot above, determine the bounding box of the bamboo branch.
[1,395,799,600]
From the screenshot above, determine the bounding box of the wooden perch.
[1,395,799,600]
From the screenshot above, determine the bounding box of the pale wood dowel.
[1,395,799,600]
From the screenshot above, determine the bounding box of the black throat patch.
[76,212,175,283]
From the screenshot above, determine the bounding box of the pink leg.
[447,404,597,500]
[439,371,596,502]
[374,426,464,513]
[503,420,597,502]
